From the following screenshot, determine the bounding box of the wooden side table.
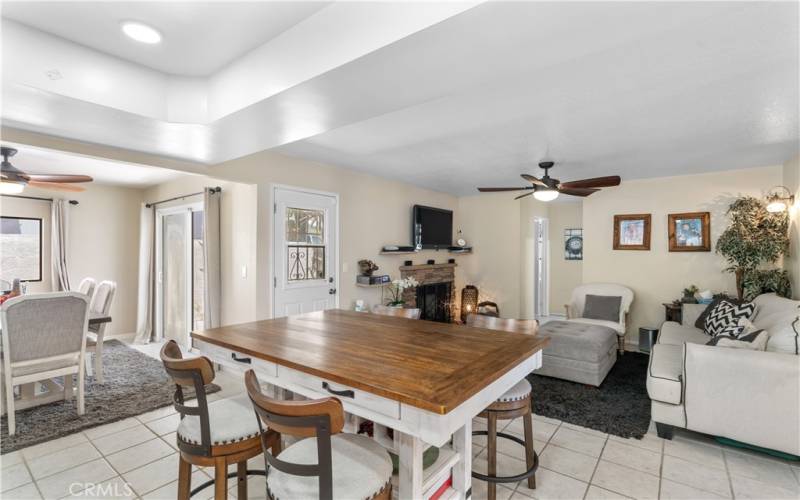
[663,303,682,323]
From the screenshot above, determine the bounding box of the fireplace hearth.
[400,262,457,323]
[415,282,453,323]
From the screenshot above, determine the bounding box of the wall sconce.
[461,285,478,323]
[766,186,795,213]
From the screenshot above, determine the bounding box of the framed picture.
[564,228,583,260]
[613,214,651,250]
[668,212,710,252]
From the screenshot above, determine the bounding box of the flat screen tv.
[413,205,452,249]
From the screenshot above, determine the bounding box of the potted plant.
[681,285,699,303]
[385,277,419,307]
[716,196,790,299]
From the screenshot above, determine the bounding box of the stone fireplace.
[400,263,456,323]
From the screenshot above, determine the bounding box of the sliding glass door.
[156,203,204,346]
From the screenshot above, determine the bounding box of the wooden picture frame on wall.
[613,214,651,250]
[668,212,711,252]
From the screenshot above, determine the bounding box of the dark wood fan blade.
[24,174,93,183]
[558,187,600,197]
[477,187,533,192]
[515,192,534,200]
[521,174,546,187]
[28,180,85,192]
[559,176,620,189]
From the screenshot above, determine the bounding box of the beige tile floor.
[1,344,798,499]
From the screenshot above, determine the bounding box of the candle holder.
[461,285,479,323]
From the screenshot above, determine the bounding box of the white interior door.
[273,186,338,318]
[534,217,549,317]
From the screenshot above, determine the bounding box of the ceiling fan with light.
[478,161,621,201]
[0,147,93,194]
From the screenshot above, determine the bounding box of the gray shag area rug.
[1,340,220,453]
[527,352,651,439]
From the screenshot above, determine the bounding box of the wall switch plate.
[342,262,349,273]
[241,265,247,279]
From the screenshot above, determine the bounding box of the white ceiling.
[1,1,330,76]
[1,2,798,196]
[5,143,191,188]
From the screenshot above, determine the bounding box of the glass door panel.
[162,212,188,345]
[192,211,205,331]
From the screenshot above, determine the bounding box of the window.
[286,207,325,281]
[0,216,42,283]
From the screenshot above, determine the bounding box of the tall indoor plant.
[716,196,790,299]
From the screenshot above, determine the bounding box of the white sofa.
[647,293,800,456]
[564,283,634,354]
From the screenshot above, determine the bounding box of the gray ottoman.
[534,320,618,386]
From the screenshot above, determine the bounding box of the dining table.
[191,309,548,500]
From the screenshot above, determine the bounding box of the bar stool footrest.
[190,469,267,497]
[471,431,538,484]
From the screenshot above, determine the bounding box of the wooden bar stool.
[466,314,539,500]
[160,341,281,499]
[245,369,393,500]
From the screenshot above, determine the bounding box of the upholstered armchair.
[564,283,634,353]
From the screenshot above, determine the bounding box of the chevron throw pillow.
[703,300,755,336]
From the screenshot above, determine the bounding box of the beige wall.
[582,165,783,343]
[1,184,143,336]
[207,151,458,319]
[455,193,523,318]
[783,155,800,299]
[548,202,583,314]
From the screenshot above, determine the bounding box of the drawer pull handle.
[322,382,354,398]
[231,353,252,364]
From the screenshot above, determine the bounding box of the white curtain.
[203,187,221,329]
[134,204,158,343]
[51,199,70,291]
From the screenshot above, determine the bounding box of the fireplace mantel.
[399,263,457,272]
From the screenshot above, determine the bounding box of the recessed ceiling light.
[121,21,162,44]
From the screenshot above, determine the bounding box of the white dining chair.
[77,277,96,301]
[1,292,90,435]
[85,280,116,383]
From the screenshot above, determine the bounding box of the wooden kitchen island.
[191,309,548,500]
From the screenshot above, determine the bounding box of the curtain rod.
[145,186,221,208]
[0,194,79,205]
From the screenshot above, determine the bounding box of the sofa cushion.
[703,300,755,336]
[658,322,709,346]
[751,293,800,320]
[750,304,800,355]
[646,344,683,405]
[582,294,622,322]
[766,321,799,355]
[707,329,768,350]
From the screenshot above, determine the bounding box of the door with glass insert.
[273,187,338,317]
[156,203,204,346]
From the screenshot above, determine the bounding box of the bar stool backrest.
[159,340,215,456]
[245,369,344,500]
